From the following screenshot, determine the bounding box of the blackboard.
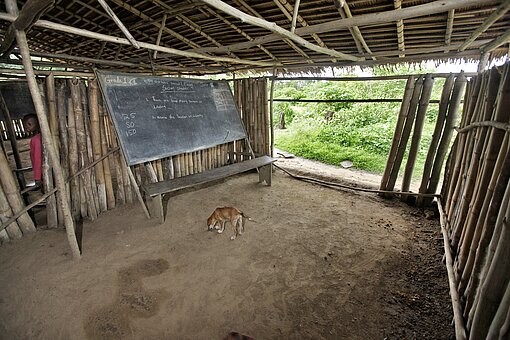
[0,81,36,119]
[96,70,247,166]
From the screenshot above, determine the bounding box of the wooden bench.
[141,155,276,223]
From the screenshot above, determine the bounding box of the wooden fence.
[440,62,510,339]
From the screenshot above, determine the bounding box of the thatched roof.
[0,0,509,75]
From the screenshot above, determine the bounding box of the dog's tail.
[240,212,255,222]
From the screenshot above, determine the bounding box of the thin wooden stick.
[401,74,434,201]
[425,73,467,205]
[417,74,455,206]
[385,75,424,194]
[437,198,468,340]
[99,103,115,209]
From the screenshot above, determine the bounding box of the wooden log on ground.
[417,74,455,206]
[401,74,434,202]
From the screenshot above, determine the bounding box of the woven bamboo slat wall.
[440,62,510,340]
[0,76,269,244]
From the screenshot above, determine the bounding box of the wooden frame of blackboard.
[95,70,252,167]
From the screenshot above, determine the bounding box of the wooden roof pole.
[458,0,510,51]
[234,0,312,62]
[482,28,510,53]
[394,0,405,58]
[204,7,278,60]
[4,0,81,259]
[290,0,300,33]
[97,0,140,48]
[153,14,167,59]
[200,0,360,61]
[0,12,277,67]
[192,0,482,55]
[445,9,455,52]
[333,0,375,60]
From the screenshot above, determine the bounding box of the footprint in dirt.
[84,258,170,339]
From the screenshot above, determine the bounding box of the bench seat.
[141,155,276,222]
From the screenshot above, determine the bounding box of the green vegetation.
[273,66,450,177]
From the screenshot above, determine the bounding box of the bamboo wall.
[0,76,270,244]
[440,63,510,339]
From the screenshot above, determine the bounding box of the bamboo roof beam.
[97,0,140,48]
[482,28,510,53]
[394,0,405,57]
[153,14,166,59]
[458,0,510,51]
[190,0,481,55]
[445,9,455,52]
[272,0,330,62]
[109,0,200,49]
[232,0,312,62]
[175,13,240,59]
[0,12,279,67]
[333,0,375,60]
[274,0,326,48]
[203,7,278,60]
[200,0,360,61]
[290,0,300,33]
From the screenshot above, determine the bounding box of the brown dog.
[207,207,251,240]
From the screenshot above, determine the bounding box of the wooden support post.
[6,0,80,258]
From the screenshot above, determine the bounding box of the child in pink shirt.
[22,114,42,188]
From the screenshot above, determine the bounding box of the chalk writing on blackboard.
[96,70,247,165]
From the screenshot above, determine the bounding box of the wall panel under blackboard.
[96,70,248,166]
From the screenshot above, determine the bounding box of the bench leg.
[258,164,272,186]
[147,194,165,224]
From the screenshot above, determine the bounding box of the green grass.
[275,128,388,173]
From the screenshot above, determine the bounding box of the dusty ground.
[0,155,453,339]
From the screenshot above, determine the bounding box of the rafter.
[482,28,510,53]
[394,0,405,57]
[233,0,312,62]
[201,0,359,61]
[97,0,140,48]
[458,0,510,51]
[203,7,278,60]
[444,9,455,52]
[0,12,279,67]
[333,0,375,60]
[190,0,482,56]
[290,0,300,33]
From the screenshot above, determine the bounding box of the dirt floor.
[0,155,453,339]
